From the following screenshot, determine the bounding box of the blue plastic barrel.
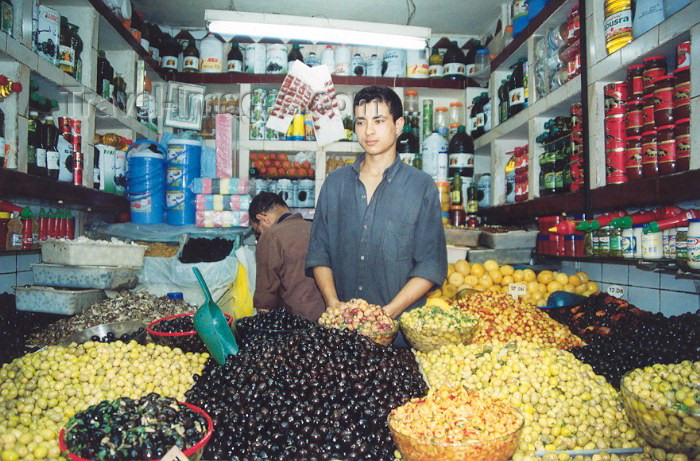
[166,138,202,226]
[126,140,167,224]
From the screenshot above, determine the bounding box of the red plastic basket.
[58,402,214,461]
[147,312,233,352]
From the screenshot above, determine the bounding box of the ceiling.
[133,0,509,36]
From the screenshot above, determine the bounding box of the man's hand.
[326,299,341,310]
[382,303,401,320]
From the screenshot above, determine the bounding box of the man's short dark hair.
[353,86,403,122]
[249,192,288,224]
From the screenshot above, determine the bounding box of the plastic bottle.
[508,62,526,117]
[475,49,490,74]
[321,45,335,70]
[622,227,635,258]
[641,226,663,259]
[548,220,581,235]
[305,51,320,67]
[5,211,22,250]
[199,33,224,73]
[463,39,480,76]
[351,53,365,76]
[422,130,449,180]
[512,0,530,38]
[633,0,664,37]
[434,107,449,139]
[644,210,700,234]
[605,0,633,54]
[576,211,627,231]
[477,173,491,209]
[334,45,351,75]
[19,207,33,250]
[442,41,465,80]
[447,126,474,180]
[428,46,443,78]
[505,154,516,204]
[482,94,492,132]
[448,102,464,127]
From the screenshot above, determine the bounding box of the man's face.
[354,100,404,157]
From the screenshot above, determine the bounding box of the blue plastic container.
[166,138,202,226]
[126,140,167,224]
[512,0,530,37]
[528,0,548,21]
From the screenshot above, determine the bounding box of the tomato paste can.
[673,66,690,120]
[604,82,628,111]
[605,113,626,143]
[675,118,690,172]
[626,64,644,98]
[653,74,675,127]
[606,147,628,184]
[642,94,655,131]
[677,41,690,68]
[625,135,643,181]
[625,98,643,137]
[643,55,666,95]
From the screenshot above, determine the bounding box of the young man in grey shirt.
[305,86,447,345]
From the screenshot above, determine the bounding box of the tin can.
[642,94,655,131]
[606,147,628,184]
[604,82,627,111]
[264,89,278,109]
[643,55,666,95]
[422,99,434,139]
[265,127,279,141]
[625,136,643,180]
[265,43,288,74]
[251,88,267,107]
[627,64,644,98]
[292,114,305,141]
[625,98,643,137]
[249,121,265,140]
[250,105,267,123]
[70,119,81,135]
[653,74,675,127]
[605,113,626,142]
[673,66,690,120]
[675,118,690,171]
[677,41,690,68]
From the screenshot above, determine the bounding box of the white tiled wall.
[559,260,700,316]
[0,253,39,294]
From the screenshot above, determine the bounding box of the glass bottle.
[442,41,465,81]
[44,116,59,180]
[227,41,244,72]
[428,46,443,78]
[58,16,75,74]
[34,113,47,177]
[182,39,200,72]
[69,24,83,81]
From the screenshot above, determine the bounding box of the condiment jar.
[625,98,643,137]
[625,135,643,180]
[675,226,688,265]
[662,229,670,258]
[598,227,611,257]
[610,227,623,257]
[656,125,677,176]
[633,224,644,258]
[449,205,466,227]
[653,74,674,127]
[674,118,690,172]
[0,211,10,251]
[672,66,690,120]
[626,64,644,98]
[668,227,677,259]
[641,228,663,260]
[641,129,658,178]
[591,229,600,256]
[641,94,656,132]
[687,219,700,270]
[466,214,479,229]
[642,55,667,95]
[622,227,635,258]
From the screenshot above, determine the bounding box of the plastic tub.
[479,230,539,249]
[389,407,524,461]
[14,285,105,315]
[58,402,214,461]
[56,321,147,346]
[41,239,147,267]
[32,263,140,289]
[444,228,481,247]
[147,312,233,353]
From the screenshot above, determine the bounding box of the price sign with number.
[606,285,625,298]
[508,283,527,300]
[160,446,189,461]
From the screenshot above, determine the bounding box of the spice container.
[625,98,643,137]
[653,75,674,127]
[642,56,667,95]
[627,64,644,98]
[672,66,690,120]
[625,135,643,180]
[641,129,658,178]
[656,125,677,175]
[642,94,656,132]
[674,118,690,171]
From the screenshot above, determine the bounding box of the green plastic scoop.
[192,267,239,365]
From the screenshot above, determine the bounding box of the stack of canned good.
[253,178,316,208]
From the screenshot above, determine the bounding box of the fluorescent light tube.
[206,11,430,50]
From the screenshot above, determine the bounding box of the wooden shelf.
[167,72,470,89]
[589,170,700,212]
[490,0,570,72]
[0,170,129,213]
[480,191,585,222]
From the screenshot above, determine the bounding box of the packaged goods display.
[185,328,427,459]
[536,108,584,196]
[535,2,581,98]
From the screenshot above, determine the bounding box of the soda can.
[422,99,433,140]
[251,88,267,107]
[292,114,305,141]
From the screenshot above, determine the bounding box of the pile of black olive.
[90,327,146,343]
[570,310,700,388]
[151,315,196,333]
[63,393,209,461]
[179,237,235,263]
[236,307,315,343]
[0,293,57,365]
[185,327,428,460]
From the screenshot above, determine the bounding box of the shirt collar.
[276,212,292,224]
[351,153,403,183]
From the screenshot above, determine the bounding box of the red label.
[658,139,676,162]
[676,133,690,158]
[642,142,657,163]
[674,82,690,105]
[626,146,642,167]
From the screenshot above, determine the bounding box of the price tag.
[160,446,189,461]
[508,283,527,300]
[606,285,626,298]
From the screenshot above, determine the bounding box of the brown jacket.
[253,213,325,321]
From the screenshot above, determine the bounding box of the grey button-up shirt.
[305,153,447,312]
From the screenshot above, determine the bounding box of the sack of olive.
[0,341,208,461]
[61,393,212,461]
[184,328,427,460]
[318,298,398,346]
[454,291,584,350]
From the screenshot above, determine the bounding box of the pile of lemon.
[434,259,598,306]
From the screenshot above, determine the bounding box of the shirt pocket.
[382,220,413,263]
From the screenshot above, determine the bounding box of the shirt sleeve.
[253,233,284,309]
[304,180,332,276]
[409,183,448,288]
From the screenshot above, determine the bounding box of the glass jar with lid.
[448,102,464,127]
